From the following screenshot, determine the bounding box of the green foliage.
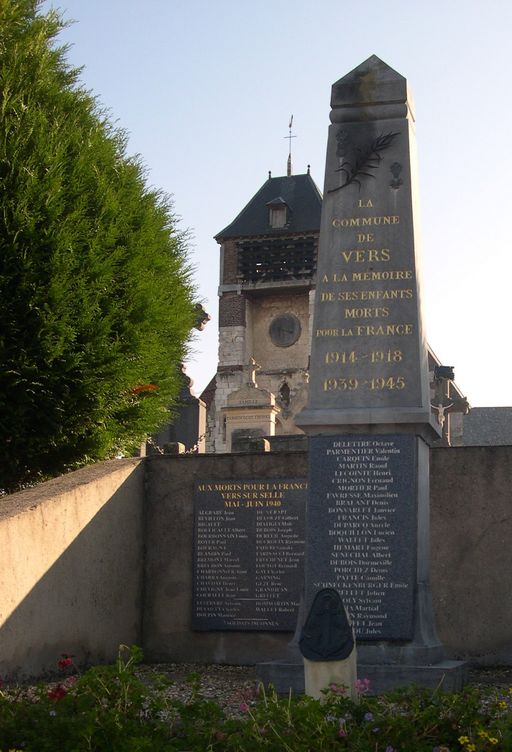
[1,647,512,751]
[0,646,175,751]
[0,0,196,491]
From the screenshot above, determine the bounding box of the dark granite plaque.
[306,435,416,640]
[193,478,306,631]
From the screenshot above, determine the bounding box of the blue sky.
[42,0,512,406]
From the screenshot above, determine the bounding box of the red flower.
[48,684,67,700]
[57,656,73,670]
[130,384,158,395]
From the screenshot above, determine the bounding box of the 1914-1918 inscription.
[306,435,416,640]
[193,479,306,631]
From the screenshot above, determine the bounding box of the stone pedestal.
[222,381,280,452]
[257,658,467,695]
[304,655,358,701]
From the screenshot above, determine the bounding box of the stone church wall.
[250,292,310,373]
[209,290,315,450]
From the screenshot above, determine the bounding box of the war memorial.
[1,58,511,692]
[257,55,465,692]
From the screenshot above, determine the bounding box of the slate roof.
[216,173,322,240]
[199,375,216,410]
[458,407,512,446]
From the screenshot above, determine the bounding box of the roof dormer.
[266,196,289,229]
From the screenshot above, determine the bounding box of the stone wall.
[142,452,307,664]
[430,446,512,664]
[218,325,246,367]
[208,323,248,451]
[1,446,512,678]
[220,240,238,285]
[143,447,512,666]
[0,459,144,678]
[219,292,246,327]
[250,292,310,374]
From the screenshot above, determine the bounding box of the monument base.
[358,660,468,694]
[356,640,445,666]
[256,658,468,695]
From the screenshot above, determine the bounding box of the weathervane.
[284,114,297,176]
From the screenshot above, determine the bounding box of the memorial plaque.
[306,434,416,640]
[193,478,306,630]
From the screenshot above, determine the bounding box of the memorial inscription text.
[193,479,306,631]
[312,193,422,406]
[307,435,416,640]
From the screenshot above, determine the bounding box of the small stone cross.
[243,358,260,386]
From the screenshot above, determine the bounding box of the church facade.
[203,170,322,452]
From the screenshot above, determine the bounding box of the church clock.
[269,314,301,348]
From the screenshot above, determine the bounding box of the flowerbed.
[1,646,511,751]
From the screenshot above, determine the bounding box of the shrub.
[0,0,197,492]
[1,646,511,751]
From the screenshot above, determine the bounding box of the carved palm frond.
[329,131,400,193]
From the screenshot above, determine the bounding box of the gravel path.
[133,663,512,715]
[135,664,259,717]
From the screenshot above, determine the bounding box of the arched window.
[279,381,291,408]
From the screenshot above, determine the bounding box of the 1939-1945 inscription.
[193,479,306,631]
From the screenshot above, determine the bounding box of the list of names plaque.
[193,478,306,630]
[307,435,416,640]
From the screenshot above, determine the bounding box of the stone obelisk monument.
[294,56,465,691]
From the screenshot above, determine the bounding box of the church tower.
[204,169,322,452]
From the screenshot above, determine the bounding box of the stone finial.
[330,55,412,124]
[193,303,211,331]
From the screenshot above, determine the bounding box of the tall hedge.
[0,0,197,492]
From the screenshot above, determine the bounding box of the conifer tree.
[0,0,197,491]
